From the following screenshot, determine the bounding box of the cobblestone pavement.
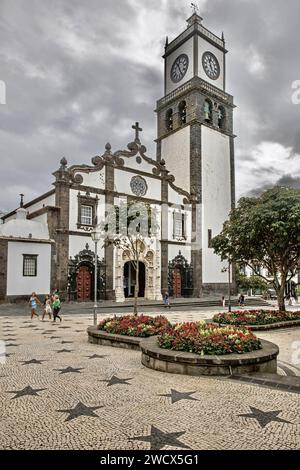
[0,313,299,450]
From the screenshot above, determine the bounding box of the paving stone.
[0,313,299,450]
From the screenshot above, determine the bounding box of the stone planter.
[140,337,279,376]
[87,326,152,351]
[211,319,300,331]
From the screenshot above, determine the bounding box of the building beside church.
[0,12,235,302]
[0,205,53,300]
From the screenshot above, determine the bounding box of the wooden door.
[76,266,92,301]
[172,269,182,298]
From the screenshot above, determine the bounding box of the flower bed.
[98,315,170,337]
[213,310,300,326]
[157,322,261,356]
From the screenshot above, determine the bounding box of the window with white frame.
[81,205,93,225]
[23,255,38,277]
[173,212,186,239]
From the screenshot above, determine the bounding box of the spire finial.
[222,31,225,42]
[190,2,199,14]
[187,4,203,26]
[165,36,169,49]
[19,193,24,208]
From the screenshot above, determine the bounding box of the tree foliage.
[212,187,300,310]
[99,199,159,315]
[237,273,268,294]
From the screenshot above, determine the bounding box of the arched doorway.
[68,243,107,301]
[76,265,92,301]
[123,261,146,298]
[168,251,193,298]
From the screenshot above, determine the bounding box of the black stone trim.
[193,34,198,76]
[230,135,236,209]
[156,119,234,143]
[164,30,227,59]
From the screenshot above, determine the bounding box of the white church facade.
[0,13,235,302]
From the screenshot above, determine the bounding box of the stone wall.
[0,239,8,301]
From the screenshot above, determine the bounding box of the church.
[0,12,235,303]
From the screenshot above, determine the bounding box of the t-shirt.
[52,299,61,309]
[30,297,37,309]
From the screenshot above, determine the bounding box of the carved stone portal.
[114,240,162,303]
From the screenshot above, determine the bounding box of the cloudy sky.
[1,0,300,212]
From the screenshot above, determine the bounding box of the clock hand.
[175,63,181,76]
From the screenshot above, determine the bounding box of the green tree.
[99,199,159,315]
[212,187,300,311]
[237,273,268,295]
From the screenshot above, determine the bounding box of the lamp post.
[228,260,232,313]
[91,227,102,327]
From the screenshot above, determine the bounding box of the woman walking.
[42,294,52,321]
[29,292,42,320]
[52,295,62,322]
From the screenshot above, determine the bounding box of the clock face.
[130,175,148,197]
[202,52,220,80]
[170,54,189,83]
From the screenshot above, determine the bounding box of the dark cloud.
[248,174,300,197]
[1,0,300,211]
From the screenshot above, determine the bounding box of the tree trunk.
[277,283,286,312]
[133,259,139,316]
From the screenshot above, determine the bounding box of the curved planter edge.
[87,326,155,351]
[140,337,279,376]
[210,319,300,331]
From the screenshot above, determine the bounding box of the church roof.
[0,207,50,241]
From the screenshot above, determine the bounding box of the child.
[52,295,62,322]
[29,292,42,320]
[42,295,52,321]
[163,291,171,309]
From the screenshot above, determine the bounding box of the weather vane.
[190,2,199,14]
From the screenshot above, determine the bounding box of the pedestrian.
[42,294,52,321]
[52,294,62,322]
[221,296,226,308]
[240,294,245,307]
[29,292,42,320]
[163,291,171,309]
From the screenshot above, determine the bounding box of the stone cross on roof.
[132,122,143,144]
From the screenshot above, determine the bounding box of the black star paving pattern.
[61,341,73,344]
[86,354,107,360]
[57,402,103,422]
[20,359,47,365]
[7,386,46,399]
[158,389,199,404]
[56,349,73,353]
[100,375,133,386]
[130,425,191,450]
[20,325,37,329]
[238,406,292,428]
[55,366,84,374]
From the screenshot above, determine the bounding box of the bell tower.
[156,12,235,295]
